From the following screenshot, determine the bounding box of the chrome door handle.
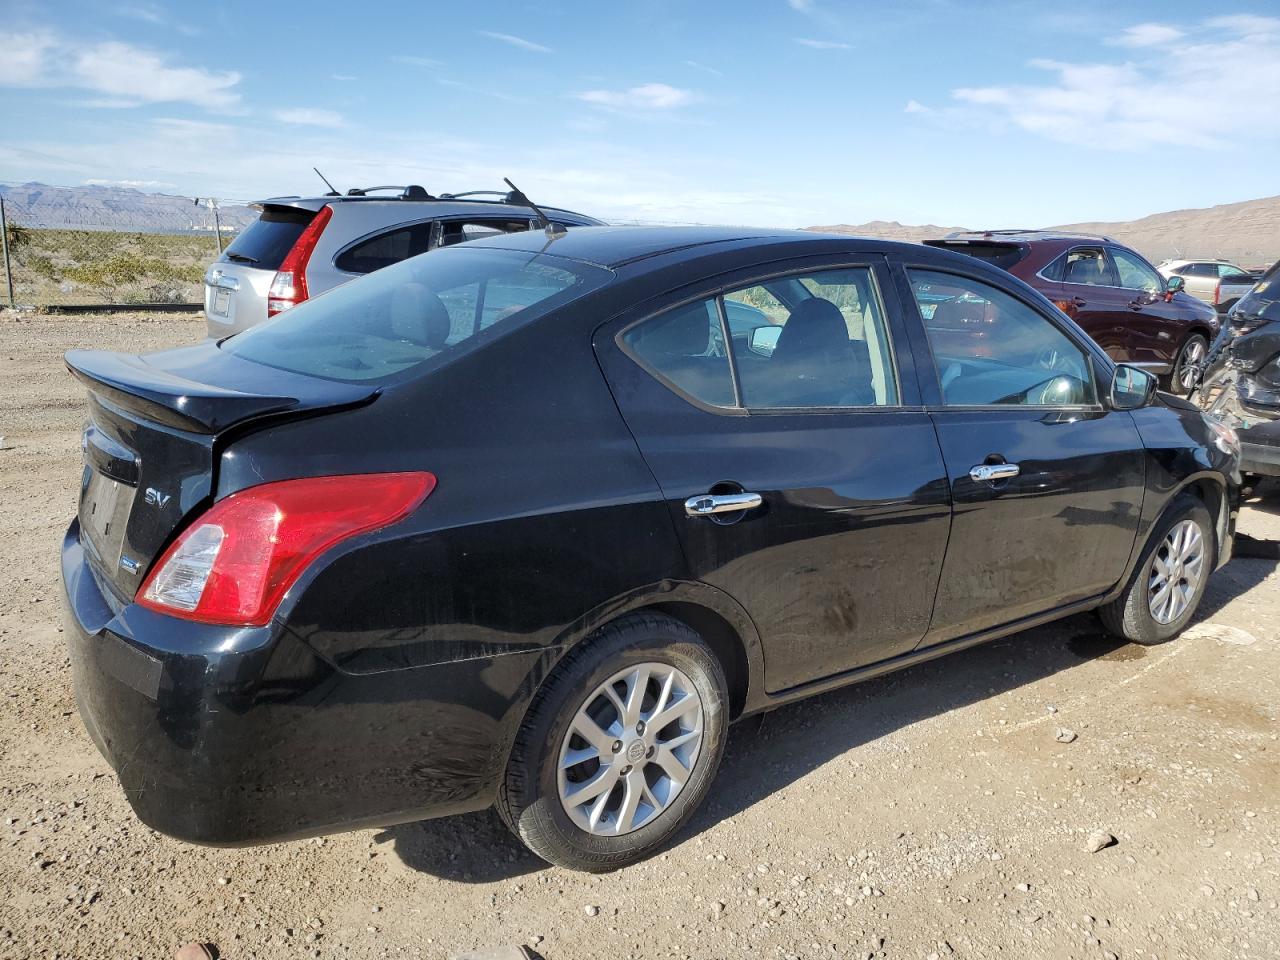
[684,492,763,517]
[969,463,1020,482]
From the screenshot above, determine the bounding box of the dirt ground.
[0,311,1277,960]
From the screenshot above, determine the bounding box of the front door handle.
[684,492,763,517]
[969,463,1020,482]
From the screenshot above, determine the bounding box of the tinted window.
[1219,263,1253,281]
[927,241,1028,270]
[622,300,735,407]
[1059,248,1114,286]
[437,219,534,247]
[1111,248,1162,292]
[1235,261,1280,321]
[223,249,610,383]
[1187,262,1216,278]
[335,222,433,274]
[909,269,1096,406]
[221,206,314,270]
[731,268,897,407]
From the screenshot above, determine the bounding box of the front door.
[1107,246,1185,371]
[595,259,952,692]
[898,265,1146,642]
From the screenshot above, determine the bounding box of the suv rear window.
[222,248,612,383]
[924,241,1028,270]
[221,206,315,270]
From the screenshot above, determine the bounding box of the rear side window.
[621,266,898,410]
[222,207,314,270]
[1055,247,1114,286]
[335,223,433,274]
[222,248,611,383]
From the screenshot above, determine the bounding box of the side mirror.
[749,325,782,357]
[1165,275,1185,300]
[1110,364,1157,410]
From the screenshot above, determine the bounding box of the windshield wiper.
[224,252,259,264]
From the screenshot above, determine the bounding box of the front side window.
[224,248,610,382]
[909,269,1097,407]
[621,266,898,411]
[1110,248,1163,293]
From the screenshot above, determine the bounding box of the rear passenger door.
[1051,245,1135,363]
[594,257,952,692]
[896,264,1145,643]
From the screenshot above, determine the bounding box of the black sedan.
[62,226,1239,871]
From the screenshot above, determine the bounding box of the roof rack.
[343,185,437,200]
[943,228,1117,243]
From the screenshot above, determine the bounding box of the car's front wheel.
[498,613,729,871]
[1098,494,1214,645]
[1172,334,1209,395]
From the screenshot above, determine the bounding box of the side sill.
[747,594,1106,715]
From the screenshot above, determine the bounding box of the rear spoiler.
[66,344,377,434]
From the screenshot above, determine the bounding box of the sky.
[2,0,1279,228]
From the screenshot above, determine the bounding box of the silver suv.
[203,185,603,337]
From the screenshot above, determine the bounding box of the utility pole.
[0,197,14,310]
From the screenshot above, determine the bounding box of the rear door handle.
[969,463,1020,482]
[684,492,763,516]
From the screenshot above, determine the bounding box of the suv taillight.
[137,472,435,626]
[1213,282,1221,306]
[267,204,333,316]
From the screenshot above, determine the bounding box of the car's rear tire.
[1097,494,1214,645]
[1172,334,1209,395]
[497,612,729,872]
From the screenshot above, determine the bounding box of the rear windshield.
[1234,261,1280,321]
[925,241,1028,271]
[221,206,315,270]
[221,247,612,382]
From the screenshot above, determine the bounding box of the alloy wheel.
[1176,338,1208,392]
[557,662,704,836]
[1148,519,1205,624]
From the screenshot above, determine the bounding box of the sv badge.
[144,487,172,509]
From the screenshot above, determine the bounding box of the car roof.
[463,224,929,268]
[253,193,602,224]
[938,228,1116,245]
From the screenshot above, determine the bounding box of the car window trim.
[895,260,1110,413]
[1036,244,1119,288]
[613,257,913,417]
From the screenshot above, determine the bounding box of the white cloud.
[684,59,724,78]
[787,0,815,11]
[0,29,240,110]
[273,107,344,127]
[0,31,57,85]
[393,55,442,68]
[1109,22,1184,48]
[903,99,931,114]
[84,177,175,189]
[477,30,553,54]
[116,3,165,24]
[73,41,240,109]
[577,82,695,110]
[794,37,850,49]
[331,73,357,81]
[933,15,1280,150]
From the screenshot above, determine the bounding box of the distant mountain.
[807,195,1280,269]
[0,182,257,234]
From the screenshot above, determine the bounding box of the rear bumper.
[61,520,537,845]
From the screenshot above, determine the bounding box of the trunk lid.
[67,341,377,602]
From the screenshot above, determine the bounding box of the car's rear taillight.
[267,204,333,317]
[137,472,435,626]
[1213,282,1221,306]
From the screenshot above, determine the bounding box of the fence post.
[212,199,223,254]
[0,196,14,309]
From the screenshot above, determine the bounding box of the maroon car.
[926,231,1220,393]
